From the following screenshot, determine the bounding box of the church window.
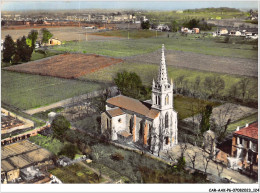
[165,94,169,105]
[139,122,143,138]
[155,95,158,105]
[107,118,109,129]
[165,113,169,128]
[158,96,161,106]
[129,118,133,134]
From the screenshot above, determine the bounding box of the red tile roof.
[234,122,258,140]
[107,108,125,117]
[106,95,160,119]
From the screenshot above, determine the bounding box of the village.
[1,3,259,187]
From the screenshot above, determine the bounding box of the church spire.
[157,44,168,84]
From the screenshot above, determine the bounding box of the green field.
[79,62,258,101]
[1,70,105,110]
[29,134,64,155]
[49,162,104,183]
[92,30,164,39]
[54,33,257,59]
[227,112,258,133]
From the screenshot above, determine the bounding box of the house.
[181,27,192,34]
[231,122,258,173]
[47,38,61,46]
[219,28,228,35]
[101,45,178,153]
[229,30,241,36]
[192,28,200,34]
[156,24,170,31]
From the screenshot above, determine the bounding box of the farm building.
[231,122,258,173]
[1,140,54,183]
[101,45,178,153]
[47,38,61,46]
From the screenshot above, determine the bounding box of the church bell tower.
[151,44,174,111]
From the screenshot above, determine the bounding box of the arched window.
[158,96,161,106]
[155,95,158,105]
[165,113,169,128]
[139,122,143,139]
[165,94,169,105]
[107,118,109,129]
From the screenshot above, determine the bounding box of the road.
[161,144,257,183]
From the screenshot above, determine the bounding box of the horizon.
[1,1,258,12]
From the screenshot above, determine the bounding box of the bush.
[110,152,124,161]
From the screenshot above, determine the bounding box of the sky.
[1,1,258,11]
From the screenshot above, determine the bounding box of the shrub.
[110,152,124,161]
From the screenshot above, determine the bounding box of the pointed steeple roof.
[157,44,168,84]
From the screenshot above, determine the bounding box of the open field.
[1,26,127,42]
[54,34,258,59]
[92,30,164,39]
[49,162,104,183]
[226,112,258,133]
[79,62,258,101]
[4,53,123,79]
[1,70,104,110]
[125,49,258,77]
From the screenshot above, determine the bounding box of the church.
[101,44,178,152]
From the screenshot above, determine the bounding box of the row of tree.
[141,18,213,32]
[2,28,53,64]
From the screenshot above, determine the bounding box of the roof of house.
[107,108,125,117]
[234,122,258,140]
[106,95,160,119]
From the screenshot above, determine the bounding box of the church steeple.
[157,44,168,84]
[151,44,174,111]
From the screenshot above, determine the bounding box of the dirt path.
[78,161,113,183]
[124,49,258,77]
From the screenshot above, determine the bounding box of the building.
[101,45,178,153]
[1,140,53,183]
[47,38,61,46]
[231,122,258,173]
[219,28,228,35]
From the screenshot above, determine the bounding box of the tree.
[58,143,78,159]
[27,30,38,50]
[200,104,212,134]
[170,20,179,32]
[202,149,212,174]
[41,28,53,44]
[51,115,71,141]
[14,36,33,63]
[114,71,149,100]
[203,76,225,98]
[187,150,198,169]
[2,35,16,63]
[141,20,150,29]
[183,19,200,29]
[238,78,250,101]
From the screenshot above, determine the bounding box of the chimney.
[236,126,240,131]
[245,123,249,127]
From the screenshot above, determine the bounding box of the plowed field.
[5,53,123,79]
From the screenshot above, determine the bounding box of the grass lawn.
[54,33,257,59]
[226,112,258,134]
[49,162,104,183]
[1,70,105,110]
[33,107,64,120]
[29,134,64,155]
[174,95,220,120]
[92,30,164,39]
[79,62,258,101]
